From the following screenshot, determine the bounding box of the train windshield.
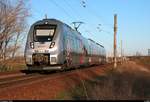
[34,25,57,42]
[36,29,55,36]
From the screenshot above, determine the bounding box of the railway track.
[0,73,45,89]
[0,71,25,79]
[0,64,110,91]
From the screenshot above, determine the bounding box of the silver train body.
[24,19,106,71]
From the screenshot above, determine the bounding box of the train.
[24,18,106,72]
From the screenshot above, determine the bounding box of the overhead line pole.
[121,39,123,64]
[114,14,117,68]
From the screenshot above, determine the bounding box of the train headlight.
[30,42,34,49]
[50,42,55,48]
[26,56,32,64]
[51,57,56,63]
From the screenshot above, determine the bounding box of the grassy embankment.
[56,58,150,100]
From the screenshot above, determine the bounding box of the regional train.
[24,18,106,72]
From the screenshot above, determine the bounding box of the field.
[131,56,150,69]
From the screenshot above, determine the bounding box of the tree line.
[0,0,29,61]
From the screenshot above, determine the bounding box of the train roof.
[88,39,104,48]
[88,39,95,43]
[32,18,63,26]
[36,18,82,35]
[32,18,104,48]
[96,43,104,48]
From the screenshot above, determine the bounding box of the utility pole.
[121,39,123,64]
[148,49,150,56]
[114,14,117,68]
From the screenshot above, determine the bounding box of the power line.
[63,0,102,33]
[97,25,113,35]
[85,30,113,48]
[65,1,95,31]
[49,0,89,35]
[63,0,82,20]
[80,0,113,29]
[80,0,114,38]
[50,0,113,40]
[50,0,75,21]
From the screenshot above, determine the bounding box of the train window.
[76,39,81,53]
[34,25,57,42]
[36,29,55,36]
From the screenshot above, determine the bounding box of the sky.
[25,0,150,56]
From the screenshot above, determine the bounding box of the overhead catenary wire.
[86,30,113,45]
[63,0,96,36]
[78,1,113,51]
[80,0,115,60]
[80,0,114,30]
[63,0,82,20]
[81,22,113,48]
[50,0,75,22]
[82,1,114,46]
[80,0,116,50]
[63,0,104,34]
[63,0,86,30]
[50,0,112,46]
[51,0,110,38]
[97,25,113,35]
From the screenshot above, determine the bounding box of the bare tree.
[0,0,29,60]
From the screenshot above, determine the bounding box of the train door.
[72,38,78,66]
[79,39,87,65]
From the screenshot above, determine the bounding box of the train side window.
[64,35,68,51]
[77,39,79,53]
[74,38,76,53]
[76,39,79,54]
[72,38,75,52]
[89,44,91,55]
[70,37,73,52]
[73,38,77,53]
[77,39,81,53]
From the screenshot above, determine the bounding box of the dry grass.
[68,72,150,100]
[59,60,150,100]
[0,57,26,72]
[133,56,150,69]
[85,70,150,100]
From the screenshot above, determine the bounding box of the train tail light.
[50,42,55,48]
[30,42,34,49]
